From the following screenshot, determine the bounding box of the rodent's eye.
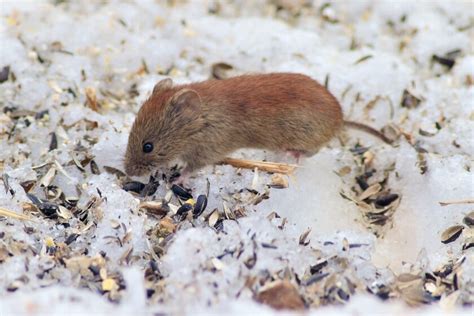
[143,142,154,153]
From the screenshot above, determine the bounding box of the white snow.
[0,0,473,315]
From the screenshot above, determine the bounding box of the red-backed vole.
[124,73,391,177]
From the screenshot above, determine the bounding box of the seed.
[65,233,79,245]
[193,195,208,218]
[441,225,464,244]
[176,203,193,216]
[375,193,399,207]
[310,258,328,274]
[0,66,10,83]
[39,202,59,218]
[90,160,100,175]
[122,181,145,194]
[64,196,79,208]
[214,219,224,231]
[49,132,58,151]
[171,184,192,200]
[304,272,330,286]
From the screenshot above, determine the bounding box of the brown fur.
[124,73,344,176]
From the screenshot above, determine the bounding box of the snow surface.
[0,0,473,315]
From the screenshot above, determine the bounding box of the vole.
[124,73,391,177]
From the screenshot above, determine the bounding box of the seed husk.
[64,196,79,208]
[139,201,169,217]
[193,194,208,218]
[462,237,474,251]
[269,173,289,189]
[401,89,421,108]
[304,272,330,286]
[90,160,100,175]
[463,211,474,227]
[171,184,193,200]
[208,209,220,227]
[441,225,464,244]
[39,166,56,188]
[299,228,311,246]
[358,183,381,201]
[211,62,233,80]
[103,166,126,178]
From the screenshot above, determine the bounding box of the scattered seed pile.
[0,1,473,315]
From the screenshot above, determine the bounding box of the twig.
[220,157,298,174]
[439,199,474,206]
[0,207,32,221]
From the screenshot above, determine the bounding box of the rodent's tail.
[343,120,393,145]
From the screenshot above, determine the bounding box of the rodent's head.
[124,78,203,176]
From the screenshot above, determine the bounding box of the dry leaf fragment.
[256,280,305,310]
[159,217,176,233]
[85,87,100,112]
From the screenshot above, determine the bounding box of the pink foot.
[286,150,306,164]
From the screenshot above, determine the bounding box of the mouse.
[124,73,391,177]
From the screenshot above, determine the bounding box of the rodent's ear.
[170,89,201,114]
[152,78,173,95]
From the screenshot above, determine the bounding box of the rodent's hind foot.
[285,149,314,164]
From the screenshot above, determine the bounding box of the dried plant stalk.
[0,207,32,221]
[439,199,474,206]
[220,157,298,174]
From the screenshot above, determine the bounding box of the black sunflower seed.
[122,181,146,194]
[176,203,193,216]
[171,184,192,200]
[374,193,399,207]
[193,195,208,218]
